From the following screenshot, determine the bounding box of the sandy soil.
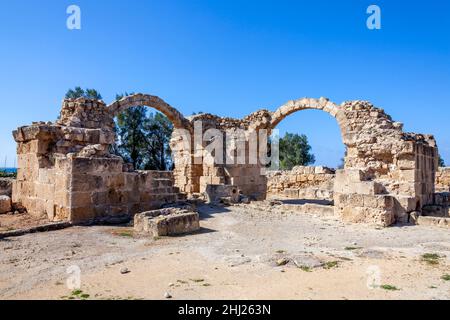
[0,213,50,232]
[0,204,449,300]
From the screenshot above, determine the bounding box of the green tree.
[144,112,174,170]
[439,155,445,167]
[114,93,174,171]
[65,87,102,100]
[114,93,149,170]
[279,133,315,170]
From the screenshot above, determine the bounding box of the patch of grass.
[344,246,362,251]
[190,278,205,283]
[71,289,83,296]
[380,284,400,291]
[177,280,188,284]
[276,258,289,266]
[421,253,441,265]
[323,261,339,269]
[202,283,212,287]
[111,229,134,238]
[441,274,450,281]
[298,266,312,272]
[62,289,90,300]
[275,250,286,254]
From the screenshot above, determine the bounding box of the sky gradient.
[0,0,449,168]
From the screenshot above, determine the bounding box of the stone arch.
[267,97,438,226]
[107,94,196,193]
[107,93,191,130]
[269,97,351,172]
[270,97,349,144]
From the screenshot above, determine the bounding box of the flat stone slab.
[134,208,200,237]
[416,216,450,228]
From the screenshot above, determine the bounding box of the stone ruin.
[9,93,449,227]
[134,207,200,237]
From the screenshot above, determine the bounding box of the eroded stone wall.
[12,97,183,222]
[12,94,440,227]
[266,166,335,201]
[69,158,180,223]
[435,167,450,192]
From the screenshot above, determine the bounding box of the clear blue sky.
[1,0,449,168]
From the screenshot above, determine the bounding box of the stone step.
[134,208,200,237]
[239,201,335,217]
[281,203,335,216]
[415,216,449,228]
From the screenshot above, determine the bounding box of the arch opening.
[266,105,348,206]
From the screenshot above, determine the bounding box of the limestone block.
[0,178,13,196]
[206,184,240,203]
[396,196,418,212]
[71,192,93,207]
[0,195,12,214]
[134,208,200,237]
[283,188,299,199]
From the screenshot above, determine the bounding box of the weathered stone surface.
[435,167,450,192]
[205,184,240,203]
[0,195,12,214]
[266,166,335,201]
[10,94,441,227]
[0,178,13,196]
[415,216,450,229]
[134,208,200,237]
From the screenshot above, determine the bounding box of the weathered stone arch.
[107,94,197,194]
[271,97,342,128]
[107,93,191,130]
[11,93,440,227]
[270,97,349,144]
[268,97,439,226]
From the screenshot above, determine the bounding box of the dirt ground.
[0,213,50,232]
[0,204,449,300]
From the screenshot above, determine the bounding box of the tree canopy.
[279,133,315,170]
[65,87,102,100]
[439,155,445,167]
[114,93,173,171]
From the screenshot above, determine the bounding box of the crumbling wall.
[270,98,438,226]
[13,97,183,222]
[266,166,335,201]
[182,112,270,199]
[68,157,180,223]
[0,178,13,197]
[435,167,450,192]
[12,94,439,227]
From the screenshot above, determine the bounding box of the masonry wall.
[12,98,181,223]
[69,157,180,223]
[11,95,440,227]
[0,178,13,196]
[435,167,450,192]
[266,166,335,201]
